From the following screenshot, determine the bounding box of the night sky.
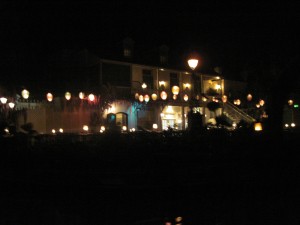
[1,1,299,89]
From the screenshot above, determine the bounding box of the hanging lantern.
[21,89,29,99]
[151,93,157,101]
[79,92,85,99]
[88,94,95,102]
[183,94,189,101]
[259,99,265,106]
[160,91,167,100]
[46,93,53,102]
[172,86,180,95]
[144,94,150,103]
[8,102,15,109]
[222,95,227,103]
[65,92,71,100]
[139,95,144,102]
[247,94,252,101]
[0,97,7,104]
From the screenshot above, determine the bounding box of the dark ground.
[0,130,299,225]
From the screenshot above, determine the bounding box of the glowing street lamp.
[187,59,199,71]
[65,92,71,100]
[46,93,53,102]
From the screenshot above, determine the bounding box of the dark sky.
[1,1,299,87]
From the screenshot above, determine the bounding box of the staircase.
[223,101,256,125]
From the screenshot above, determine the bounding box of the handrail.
[224,101,256,123]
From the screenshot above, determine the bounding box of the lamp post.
[187,56,203,133]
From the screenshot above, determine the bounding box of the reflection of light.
[153,124,158,129]
[59,128,63,133]
[83,125,89,131]
[108,105,116,113]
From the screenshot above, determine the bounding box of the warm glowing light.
[172,86,180,95]
[256,103,260,108]
[247,94,253,101]
[47,93,53,102]
[79,92,85,99]
[183,94,189,101]
[166,105,174,113]
[59,128,63,133]
[160,91,167,100]
[187,59,198,70]
[122,126,127,131]
[285,124,289,128]
[139,95,144,102]
[183,83,191,90]
[234,99,241,105]
[153,124,158,129]
[141,83,147,89]
[0,97,7,104]
[159,81,166,87]
[151,93,158,101]
[131,128,135,132]
[288,99,293,106]
[175,217,183,223]
[173,94,177,100]
[88,94,95,101]
[202,97,207,102]
[4,128,9,134]
[222,95,227,103]
[21,89,29,99]
[135,93,139,100]
[291,123,296,127]
[100,126,105,131]
[65,92,71,100]
[254,122,263,131]
[83,125,89,131]
[51,129,56,134]
[259,99,265,106]
[215,84,221,90]
[144,94,150,103]
[8,102,15,109]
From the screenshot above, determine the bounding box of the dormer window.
[124,48,131,58]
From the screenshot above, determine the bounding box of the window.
[170,73,179,87]
[142,69,153,89]
[102,63,131,87]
